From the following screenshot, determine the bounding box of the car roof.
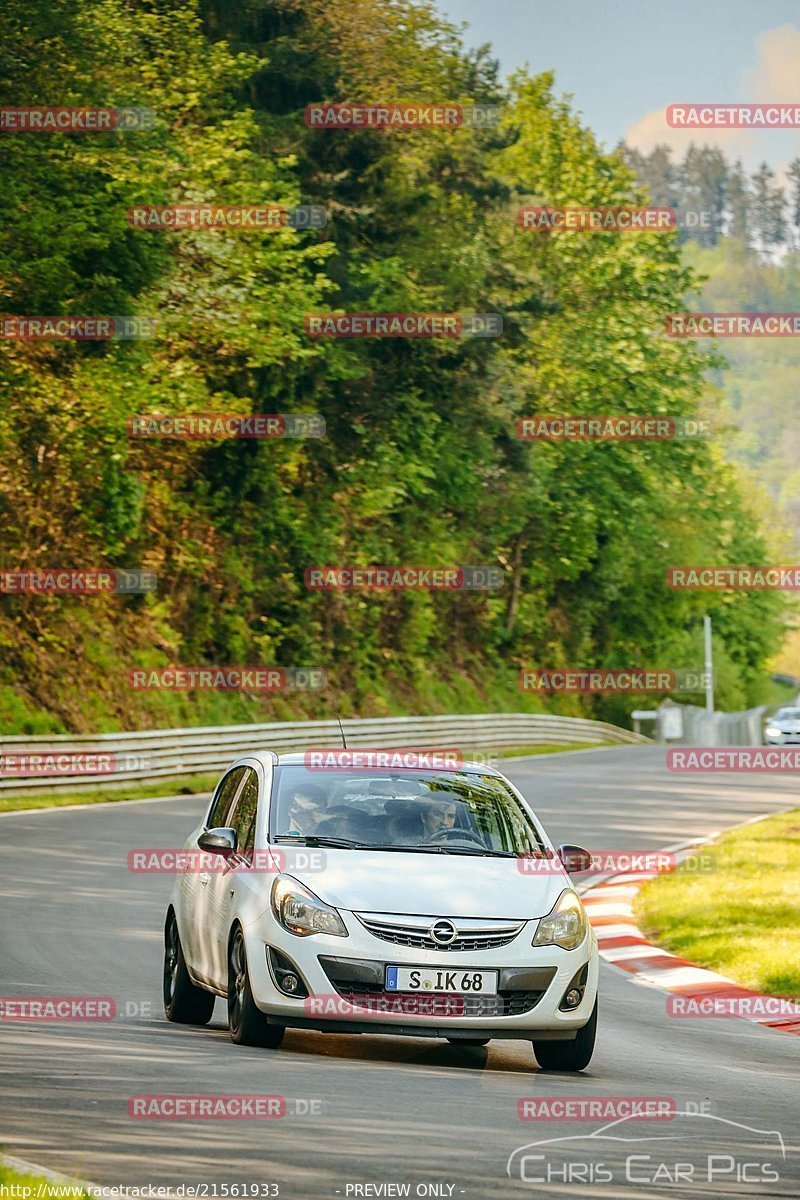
[238,750,503,777]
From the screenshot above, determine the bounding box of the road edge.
[581,823,800,1036]
[1,1153,94,1191]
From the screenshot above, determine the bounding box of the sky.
[436,0,800,173]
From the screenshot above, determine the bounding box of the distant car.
[764,708,800,745]
[163,752,599,1071]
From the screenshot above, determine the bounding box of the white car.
[765,707,800,745]
[163,752,599,1071]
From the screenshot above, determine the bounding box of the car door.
[203,765,262,989]
[184,765,248,980]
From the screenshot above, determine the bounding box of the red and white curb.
[581,850,800,1036]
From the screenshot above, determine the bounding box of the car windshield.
[776,709,800,720]
[268,765,547,856]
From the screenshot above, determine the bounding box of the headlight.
[765,726,782,737]
[532,890,588,950]
[270,875,348,938]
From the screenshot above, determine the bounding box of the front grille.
[357,914,524,952]
[330,984,545,1018]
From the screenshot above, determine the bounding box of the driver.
[421,798,459,838]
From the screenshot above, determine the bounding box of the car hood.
[281,849,572,919]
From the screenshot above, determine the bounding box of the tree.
[787,157,800,248]
[678,144,727,246]
[750,162,786,251]
[726,160,751,243]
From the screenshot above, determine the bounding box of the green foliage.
[0,0,787,732]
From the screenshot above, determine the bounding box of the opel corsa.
[163,752,599,1070]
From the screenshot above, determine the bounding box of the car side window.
[206,766,247,829]
[229,768,260,861]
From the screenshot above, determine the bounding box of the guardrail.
[658,702,768,747]
[0,712,648,792]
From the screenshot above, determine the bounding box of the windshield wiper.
[429,847,519,857]
[353,844,519,857]
[273,839,451,854]
[273,837,526,856]
[273,835,361,848]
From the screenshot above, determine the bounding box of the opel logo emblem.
[429,919,458,945]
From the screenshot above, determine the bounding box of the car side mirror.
[557,844,593,873]
[198,827,237,856]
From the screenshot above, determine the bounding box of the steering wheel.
[423,827,487,847]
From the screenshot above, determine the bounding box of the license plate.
[385,966,499,996]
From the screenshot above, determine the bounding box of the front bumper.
[244,908,598,1039]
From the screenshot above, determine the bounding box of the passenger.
[386,791,425,844]
[283,784,328,834]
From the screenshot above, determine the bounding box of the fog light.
[563,988,582,1009]
[267,947,308,997]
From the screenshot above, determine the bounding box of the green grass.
[0,743,619,814]
[494,741,618,758]
[0,1161,87,1199]
[0,773,218,814]
[635,807,800,995]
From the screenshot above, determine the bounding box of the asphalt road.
[1,745,799,1199]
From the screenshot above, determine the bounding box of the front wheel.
[532,999,597,1072]
[228,928,284,1048]
[163,913,215,1025]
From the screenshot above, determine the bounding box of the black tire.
[163,912,215,1025]
[447,1038,490,1047]
[228,928,284,1048]
[532,999,597,1071]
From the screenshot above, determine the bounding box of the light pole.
[704,614,714,714]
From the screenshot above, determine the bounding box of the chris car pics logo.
[507,1112,785,1186]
